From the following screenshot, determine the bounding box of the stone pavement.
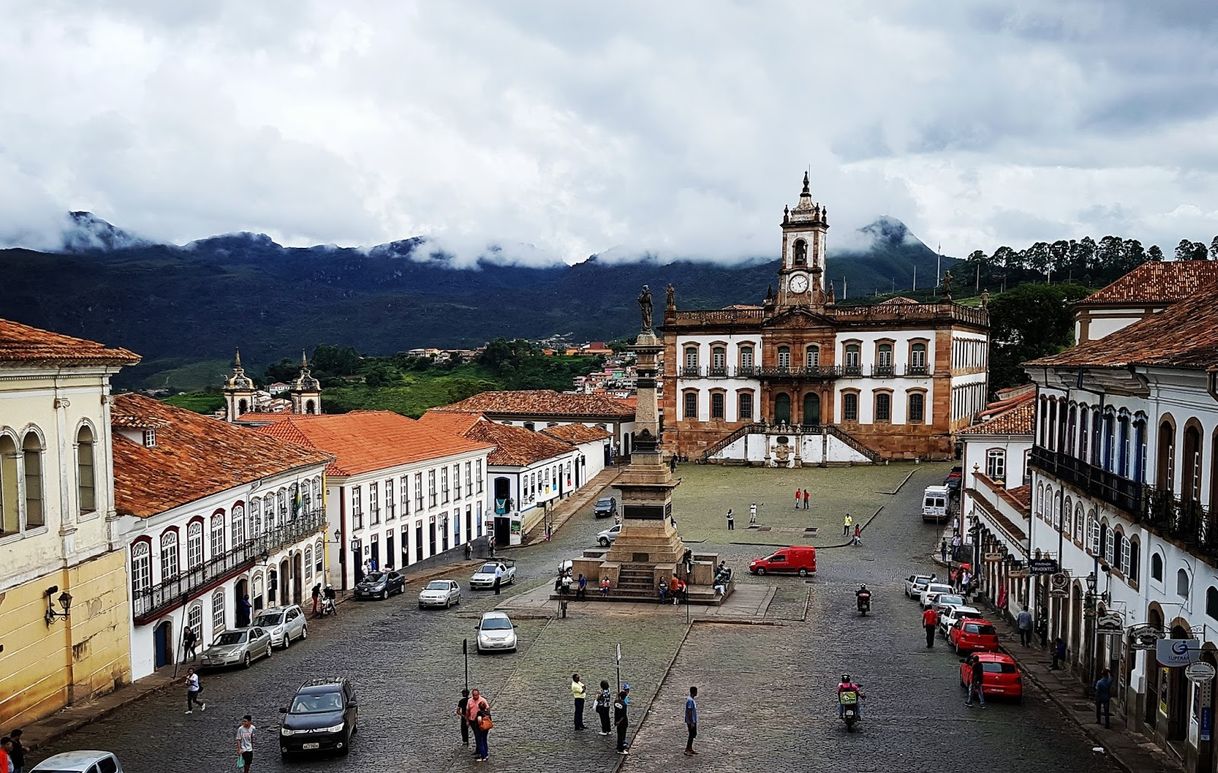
[495,581,780,622]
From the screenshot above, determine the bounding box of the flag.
[293,485,302,516]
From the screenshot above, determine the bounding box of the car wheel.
[341,731,352,755]
[301,625,308,640]
[799,568,808,577]
[599,538,609,547]
[756,567,766,575]
[266,644,273,659]
[382,589,389,600]
[243,653,252,668]
[283,632,291,649]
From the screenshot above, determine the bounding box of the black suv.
[279,678,359,757]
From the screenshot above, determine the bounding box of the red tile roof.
[465,419,574,467]
[111,394,332,518]
[0,318,141,367]
[1076,261,1218,307]
[254,411,492,477]
[438,390,635,419]
[416,410,485,437]
[541,423,612,444]
[959,388,1036,437]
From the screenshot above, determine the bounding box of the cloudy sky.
[2,1,1215,264]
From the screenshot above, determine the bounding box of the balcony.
[736,365,758,378]
[1140,489,1216,556]
[680,366,702,378]
[707,366,729,378]
[756,365,843,380]
[132,507,327,623]
[1029,446,1144,516]
[873,364,895,377]
[907,364,929,376]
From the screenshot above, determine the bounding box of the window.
[1105,528,1115,567]
[1177,568,1190,598]
[777,346,791,369]
[304,546,313,580]
[1088,514,1099,555]
[1207,588,1218,620]
[844,344,861,369]
[465,461,473,497]
[910,342,928,370]
[211,513,225,555]
[277,491,288,524]
[684,346,699,369]
[711,346,726,372]
[0,435,17,535]
[792,238,807,265]
[874,392,891,423]
[876,342,893,369]
[711,392,725,420]
[212,589,226,633]
[985,449,1007,480]
[187,521,204,569]
[131,541,151,594]
[1074,505,1084,543]
[231,506,246,546]
[401,475,411,515]
[143,429,157,448]
[908,392,925,424]
[160,530,179,581]
[1117,532,1129,574]
[1128,539,1139,582]
[738,392,754,421]
[22,432,44,528]
[77,425,96,515]
[315,538,324,573]
[805,345,820,368]
[369,483,380,524]
[842,392,859,422]
[385,479,395,520]
[1151,552,1164,582]
[739,346,754,369]
[429,470,438,507]
[415,472,424,510]
[187,604,203,642]
[352,485,363,529]
[476,460,483,493]
[442,466,450,503]
[683,391,697,419]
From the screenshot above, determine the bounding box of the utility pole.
[842,277,848,300]
[936,242,942,289]
[913,266,917,291]
[975,263,980,293]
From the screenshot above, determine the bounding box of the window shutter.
[1089,519,1099,554]
[1121,538,1131,574]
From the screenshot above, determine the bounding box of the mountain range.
[0,213,955,388]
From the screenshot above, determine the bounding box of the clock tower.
[776,172,829,308]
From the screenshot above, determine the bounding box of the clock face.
[789,273,810,294]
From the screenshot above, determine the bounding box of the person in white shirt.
[235,715,255,771]
[494,565,504,595]
[185,667,206,714]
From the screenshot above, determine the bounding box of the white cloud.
[0,0,1215,264]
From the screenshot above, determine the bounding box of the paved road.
[32,464,1121,772]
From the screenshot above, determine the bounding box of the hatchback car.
[418,579,462,609]
[200,626,273,669]
[594,497,618,519]
[279,678,359,757]
[354,570,406,600]
[597,523,622,547]
[949,617,1001,654]
[475,611,518,653]
[253,605,308,649]
[938,605,981,637]
[919,583,954,608]
[904,574,936,599]
[30,750,123,772]
[960,652,1023,701]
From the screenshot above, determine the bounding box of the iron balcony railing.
[1029,446,1144,516]
[673,364,933,380]
[132,507,327,622]
[1140,489,1215,555]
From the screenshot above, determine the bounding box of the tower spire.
[801,170,810,196]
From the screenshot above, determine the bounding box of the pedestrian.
[489,536,496,558]
[684,686,699,756]
[0,737,11,773]
[600,576,611,596]
[493,564,503,596]
[7,728,24,773]
[939,538,948,563]
[1095,669,1113,728]
[311,583,321,615]
[1051,637,1066,670]
[802,489,810,510]
[464,542,473,560]
[235,714,255,772]
[576,573,588,600]
[596,680,612,735]
[843,513,853,536]
[658,578,669,603]
[726,509,734,531]
[466,688,491,762]
[185,667,207,714]
[182,625,198,661]
[794,488,801,509]
[1016,606,1033,647]
[457,688,470,747]
[964,655,986,708]
[571,674,587,730]
[749,502,757,526]
[238,593,252,627]
[613,690,630,755]
[922,605,939,648]
[852,524,862,546]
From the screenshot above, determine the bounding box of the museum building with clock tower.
[660,173,991,464]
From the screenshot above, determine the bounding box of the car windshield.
[425,581,450,591]
[597,499,613,507]
[982,662,1018,674]
[290,692,344,713]
[254,613,282,626]
[937,595,964,607]
[927,584,951,593]
[362,572,385,584]
[965,624,997,635]
[481,617,512,630]
[214,631,246,645]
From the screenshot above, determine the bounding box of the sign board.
[1097,613,1124,637]
[1129,623,1165,650]
[1008,569,1029,579]
[984,552,1004,562]
[1186,662,1216,683]
[1157,638,1202,667]
[1028,558,1059,575]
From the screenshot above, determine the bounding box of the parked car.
[475,610,518,653]
[748,546,817,576]
[919,583,955,608]
[938,605,982,637]
[253,605,308,649]
[922,485,951,522]
[960,652,1023,701]
[200,626,273,669]
[904,573,937,599]
[31,751,124,772]
[470,560,516,589]
[354,570,406,600]
[594,496,618,519]
[418,579,462,609]
[932,594,967,614]
[279,678,359,757]
[950,617,1001,654]
[596,523,622,547]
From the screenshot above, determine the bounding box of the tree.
[987,283,1092,390]
[1210,236,1218,261]
[311,344,362,376]
[1176,239,1209,261]
[1148,244,1164,262]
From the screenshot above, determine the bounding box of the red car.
[960,652,1023,701]
[948,617,1000,654]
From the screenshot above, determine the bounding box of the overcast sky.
[1,1,1215,265]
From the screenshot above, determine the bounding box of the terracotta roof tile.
[416,410,485,437]
[465,419,574,467]
[1076,261,1218,307]
[111,394,332,518]
[0,318,141,367]
[254,411,492,477]
[541,423,612,444]
[959,392,1035,437]
[438,390,635,419]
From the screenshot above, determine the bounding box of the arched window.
[683,391,698,419]
[684,346,699,370]
[874,392,891,423]
[910,342,928,371]
[250,499,262,538]
[1036,485,1044,517]
[211,512,226,556]
[1112,530,1124,571]
[212,589,226,634]
[231,504,246,545]
[844,344,861,369]
[777,346,791,369]
[187,603,203,641]
[1074,504,1084,543]
[1104,526,1114,567]
[1087,513,1099,554]
[793,239,807,265]
[876,343,894,370]
[738,346,754,370]
[710,346,727,374]
[0,434,18,535]
[1207,588,1218,620]
[1182,423,1203,502]
[187,521,204,570]
[1151,552,1164,582]
[1177,568,1190,598]
[77,425,96,516]
[304,546,314,581]
[805,345,820,368]
[1062,496,1072,530]
[315,538,324,573]
[842,392,859,422]
[131,541,151,594]
[23,432,44,528]
[1099,521,1108,561]
[908,392,925,424]
[1128,538,1139,582]
[161,530,179,581]
[1158,419,1176,493]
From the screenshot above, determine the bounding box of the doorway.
[292,553,303,604]
[494,516,511,546]
[802,393,821,426]
[370,540,381,572]
[494,477,511,514]
[153,620,173,669]
[386,534,395,571]
[774,393,791,424]
[279,558,290,605]
[234,578,250,627]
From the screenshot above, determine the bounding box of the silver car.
[475,611,517,653]
[253,605,308,649]
[596,523,621,547]
[31,750,124,772]
[418,579,462,609]
[201,626,273,669]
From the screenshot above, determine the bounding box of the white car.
[253,604,308,649]
[597,523,622,547]
[31,751,124,772]
[938,605,982,637]
[919,583,954,608]
[904,574,937,599]
[932,594,967,615]
[475,610,517,653]
[470,560,516,590]
[418,579,462,608]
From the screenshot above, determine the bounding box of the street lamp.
[44,585,73,625]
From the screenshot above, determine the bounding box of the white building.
[256,411,493,589]
[110,394,331,679]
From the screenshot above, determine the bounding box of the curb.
[617,620,696,771]
[879,469,917,495]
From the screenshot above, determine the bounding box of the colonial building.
[255,411,492,589]
[109,394,331,678]
[0,319,139,729]
[662,174,990,463]
[1074,261,1218,344]
[225,349,323,423]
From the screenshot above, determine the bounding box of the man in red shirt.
[922,606,939,648]
[795,488,802,509]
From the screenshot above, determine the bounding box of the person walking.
[794,488,801,510]
[852,524,862,546]
[182,626,199,661]
[185,667,206,714]
[466,688,491,762]
[923,605,939,648]
[613,690,630,755]
[726,509,734,531]
[596,680,612,735]
[457,689,470,747]
[843,513,853,537]
[1051,637,1067,670]
[311,583,321,615]
[235,714,255,772]
[939,538,948,564]
[1016,606,1033,647]
[571,674,588,730]
[684,686,699,756]
[0,737,12,773]
[1095,669,1113,728]
[493,564,503,596]
[749,503,757,526]
[802,489,810,510]
[7,728,24,773]
[964,655,986,708]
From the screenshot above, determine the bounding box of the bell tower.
[223,348,256,422]
[290,350,322,415]
[776,172,830,308]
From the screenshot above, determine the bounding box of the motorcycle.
[839,689,861,731]
[856,591,871,616]
[317,596,336,617]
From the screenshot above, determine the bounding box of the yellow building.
[0,318,140,728]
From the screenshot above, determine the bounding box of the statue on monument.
[665,283,676,311]
[941,270,954,301]
[638,284,654,330]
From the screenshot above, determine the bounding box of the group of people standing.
[457,688,494,762]
[793,488,812,509]
[569,675,631,753]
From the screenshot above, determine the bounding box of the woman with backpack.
[595,680,612,735]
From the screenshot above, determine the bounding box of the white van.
[922,485,950,522]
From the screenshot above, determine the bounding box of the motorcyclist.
[320,584,337,616]
[856,584,871,611]
[837,674,864,719]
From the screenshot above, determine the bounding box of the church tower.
[290,350,322,415]
[775,172,830,308]
[223,348,256,422]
